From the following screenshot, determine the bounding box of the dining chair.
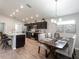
[38,33,49,58]
[0,32,2,45]
[1,34,11,49]
[54,32,63,40]
[55,38,76,59]
[0,32,2,40]
[47,33,52,38]
[54,32,60,39]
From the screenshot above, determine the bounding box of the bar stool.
[1,34,11,49]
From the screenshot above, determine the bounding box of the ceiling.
[0,0,79,22]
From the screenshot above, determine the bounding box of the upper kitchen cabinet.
[37,21,47,29]
[24,21,47,29]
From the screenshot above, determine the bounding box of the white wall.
[29,13,79,49]
[58,13,79,49]
[46,19,57,36]
[0,15,24,34]
[25,13,79,49]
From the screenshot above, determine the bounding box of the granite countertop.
[7,33,25,36]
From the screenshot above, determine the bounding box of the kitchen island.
[7,33,26,50]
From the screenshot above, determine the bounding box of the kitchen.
[0,0,78,59]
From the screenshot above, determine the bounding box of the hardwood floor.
[0,38,49,59]
[0,38,78,59]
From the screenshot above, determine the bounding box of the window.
[15,24,23,33]
[57,20,76,33]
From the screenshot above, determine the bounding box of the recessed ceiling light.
[13,12,15,15]
[16,9,19,12]
[36,14,39,17]
[26,17,28,20]
[51,19,54,23]
[51,19,57,23]
[10,14,12,16]
[58,18,62,22]
[20,5,24,8]
[31,16,33,19]
[54,20,57,23]
[22,19,25,21]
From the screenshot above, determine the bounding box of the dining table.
[38,38,69,59]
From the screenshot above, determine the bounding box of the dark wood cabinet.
[16,35,25,48]
[26,32,39,40]
[25,21,47,29]
[37,22,47,29]
[26,32,32,38]
[37,22,41,29]
[42,21,47,29]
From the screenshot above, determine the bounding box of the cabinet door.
[0,23,5,32]
[37,22,41,29]
[42,22,47,29]
[16,35,25,48]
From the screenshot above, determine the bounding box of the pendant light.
[51,0,58,24]
[55,0,58,18]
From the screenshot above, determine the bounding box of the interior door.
[0,23,5,32]
[0,23,5,40]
